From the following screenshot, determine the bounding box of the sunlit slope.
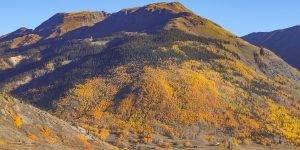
[53,31,300,146]
[0,93,114,150]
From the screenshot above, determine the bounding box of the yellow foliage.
[134,67,221,126]
[0,140,7,145]
[2,94,14,103]
[204,135,216,142]
[117,95,133,117]
[45,62,55,70]
[28,133,37,141]
[237,114,260,136]
[98,129,110,141]
[14,115,22,128]
[274,75,288,84]
[264,98,300,145]
[71,78,100,113]
[55,61,300,147]
[45,136,58,143]
[65,77,116,116]
[58,65,224,140]
[242,138,252,145]
[121,129,130,139]
[170,44,185,55]
[257,137,272,146]
[78,135,95,150]
[219,141,226,148]
[183,141,192,148]
[215,59,254,80]
[232,139,240,147]
[141,136,152,143]
[91,111,103,120]
[161,141,172,149]
[41,127,53,136]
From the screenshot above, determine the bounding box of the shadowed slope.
[66,2,234,40]
[243,25,300,70]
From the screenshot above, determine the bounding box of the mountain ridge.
[0,27,33,42]
[0,11,110,51]
[242,25,300,70]
[34,11,110,39]
[0,2,234,50]
[63,1,235,41]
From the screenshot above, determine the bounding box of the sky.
[1,0,300,36]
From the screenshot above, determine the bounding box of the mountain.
[34,11,110,39]
[0,2,299,149]
[242,25,300,70]
[0,27,33,42]
[0,93,114,150]
[0,28,41,51]
[66,2,234,40]
[0,11,109,52]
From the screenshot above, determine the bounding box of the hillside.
[0,11,109,52]
[0,28,41,51]
[0,2,299,149]
[0,93,114,150]
[65,2,234,40]
[34,11,110,39]
[242,25,300,70]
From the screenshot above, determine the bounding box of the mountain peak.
[0,27,33,43]
[14,27,32,33]
[144,2,192,13]
[56,11,110,18]
[121,2,193,14]
[291,24,300,29]
[69,1,233,40]
[34,11,110,39]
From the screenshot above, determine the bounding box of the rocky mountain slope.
[0,92,114,150]
[0,2,299,149]
[242,25,300,70]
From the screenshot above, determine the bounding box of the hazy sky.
[1,0,299,36]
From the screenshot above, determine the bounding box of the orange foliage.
[45,136,58,143]
[41,127,53,136]
[78,135,95,150]
[141,136,152,143]
[98,129,110,141]
[28,133,37,141]
[55,61,300,146]
[215,59,254,80]
[14,115,22,128]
